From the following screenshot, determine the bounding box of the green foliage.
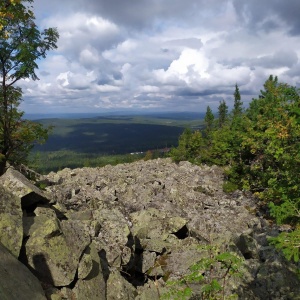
[170,76,300,263]
[161,286,192,300]
[0,0,58,174]
[0,0,59,83]
[169,128,204,163]
[144,150,153,161]
[143,149,164,161]
[161,245,242,300]
[205,106,215,135]
[222,181,238,193]
[205,124,237,166]
[232,77,300,221]
[268,227,300,262]
[232,84,243,117]
[0,86,49,170]
[218,100,228,128]
[226,77,300,262]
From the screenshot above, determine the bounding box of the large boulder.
[106,270,137,300]
[130,208,188,253]
[73,242,106,300]
[92,208,131,267]
[0,242,46,300]
[0,185,23,257]
[130,208,188,239]
[0,168,50,208]
[236,232,259,259]
[136,280,165,300]
[24,216,90,286]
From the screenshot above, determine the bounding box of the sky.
[19,0,300,114]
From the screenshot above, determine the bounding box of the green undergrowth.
[161,244,243,300]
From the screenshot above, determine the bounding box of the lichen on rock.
[0,185,23,257]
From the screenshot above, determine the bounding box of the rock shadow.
[32,253,55,286]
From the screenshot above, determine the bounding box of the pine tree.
[232,84,243,117]
[217,100,228,128]
[204,106,214,135]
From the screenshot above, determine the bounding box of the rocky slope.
[0,158,299,299]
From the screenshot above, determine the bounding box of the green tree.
[228,76,300,261]
[204,106,214,135]
[169,128,204,163]
[205,97,241,166]
[207,124,237,166]
[218,100,228,128]
[170,77,300,262]
[0,0,59,174]
[232,84,243,117]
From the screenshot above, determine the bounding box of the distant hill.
[25,111,206,121]
[33,113,204,155]
[29,113,204,173]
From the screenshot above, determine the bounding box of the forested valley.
[28,113,203,173]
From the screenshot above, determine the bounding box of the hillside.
[0,159,299,299]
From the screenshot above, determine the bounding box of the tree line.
[170,76,300,263]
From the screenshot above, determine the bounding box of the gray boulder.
[92,208,131,267]
[130,208,188,253]
[73,242,106,300]
[107,270,137,300]
[0,168,49,208]
[136,280,164,300]
[236,232,259,259]
[24,216,90,286]
[0,242,46,300]
[0,185,23,257]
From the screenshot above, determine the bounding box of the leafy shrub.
[161,245,242,300]
[222,182,238,193]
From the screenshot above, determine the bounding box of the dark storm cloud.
[253,50,298,69]
[222,50,298,70]
[233,0,300,35]
[177,88,219,97]
[78,0,216,28]
[284,63,300,77]
[34,0,228,30]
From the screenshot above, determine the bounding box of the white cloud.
[96,85,121,92]
[139,85,160,93]
[18,0,300,113]
[79,48,101,69]
[168,49,210,78]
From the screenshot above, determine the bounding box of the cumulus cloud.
[20,0,300,113]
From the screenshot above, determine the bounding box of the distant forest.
[29,113,204,173]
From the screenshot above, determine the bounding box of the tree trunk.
[0,158,7,176]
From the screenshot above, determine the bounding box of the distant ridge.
[25,111,206,121]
